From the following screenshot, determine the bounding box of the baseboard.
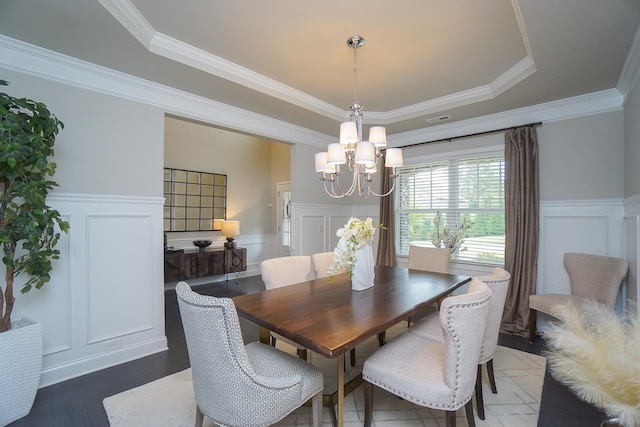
[38,336,168,388]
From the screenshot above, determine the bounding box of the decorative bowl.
[193,240,212,250]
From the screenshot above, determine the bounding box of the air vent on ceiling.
[426,115,452,124]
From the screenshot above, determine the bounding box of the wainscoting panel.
[87,215,155,343]
[624,216,639,310]
[10,193,169,388]
[537,199,626,332]
[290,204,379,256]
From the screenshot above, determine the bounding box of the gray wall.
[538,111,625,201]
[625,76,640,198]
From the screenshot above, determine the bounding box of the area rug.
[104,327,545,427]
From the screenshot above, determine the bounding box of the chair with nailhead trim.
[362,279,491,427]
[409,267,511,420]
[176,282,324,427]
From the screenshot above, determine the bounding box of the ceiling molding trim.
[99,0,346,121]
[617,25,640,101]
[366,56,536,124]
[0,35,331,148]
[149,32,347,121]
[100,0,538,125]
[97,0,154,49]
[390,89,624,147]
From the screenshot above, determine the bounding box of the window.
[395,153,505,265]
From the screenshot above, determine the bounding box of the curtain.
[376,151,397,266]
[500,126,539,336]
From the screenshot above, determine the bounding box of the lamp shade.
[355,141,375,166]
[327,143,346,165]
[385,148,403,167]
[314,152,333,172]
[221,220,239,237]
[339,122,358,145]
[369,126,387,147]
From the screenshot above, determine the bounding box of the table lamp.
[221,220,239,248]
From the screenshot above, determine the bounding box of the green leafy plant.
[0,80,69,333]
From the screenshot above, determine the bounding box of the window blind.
[395,154,505,265]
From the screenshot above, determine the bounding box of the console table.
[164,247,247,283]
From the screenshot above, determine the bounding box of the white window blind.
[395,154,505,265]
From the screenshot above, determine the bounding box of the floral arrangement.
[328,217,383,280]
[430,211,472,258]
[544,300,640,427]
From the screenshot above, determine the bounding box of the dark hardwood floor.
[8,276,607,427]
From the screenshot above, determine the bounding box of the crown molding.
[99,0,537,123]
[0,33,626,152]
[391,88,624,148]
[617,25,640,101]
[0,34,331,147]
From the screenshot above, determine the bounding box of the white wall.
[1,70,167,387]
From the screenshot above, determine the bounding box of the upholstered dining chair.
[362,279,491,427]
[409,267,511,420]
[405,245,451,327]
[260,256,315,360]
[311,251,345,278]
[175,282,324,427]
[408,244,450,273]
[528,252,628,343]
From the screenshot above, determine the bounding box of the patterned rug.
[104,324,545,427]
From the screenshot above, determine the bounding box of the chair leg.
[329,395,337,427]
[270,336,276,347]
[487,359,497,394]
[364,381,374,427]
[195,405,204,427]
[475,365,485,420]
[445,410,457,427]
[377,331,386,347]
[350,348,356,367]
[311,391,322,427]
[465,400,476,427]
[529,308,538,343]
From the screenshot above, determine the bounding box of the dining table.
[232,265,471,427]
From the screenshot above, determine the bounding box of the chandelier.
[314,35,403,198]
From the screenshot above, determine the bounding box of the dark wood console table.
[164,247,247,283]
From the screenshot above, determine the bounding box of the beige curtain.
[376,151,397,266]
[500,126,539,336]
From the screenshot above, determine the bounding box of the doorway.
[276,181,291,257]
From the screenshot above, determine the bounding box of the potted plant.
[0,80,69,425]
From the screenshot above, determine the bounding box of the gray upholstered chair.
[529,252,628,343]
[362,279,491,427]
[409,267,511,420]
[311,251,345,278]
[260,256,315,360]
[175,282,324,427]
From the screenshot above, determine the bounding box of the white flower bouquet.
[329,217,383,280]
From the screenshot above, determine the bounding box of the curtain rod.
[398,121,542,149]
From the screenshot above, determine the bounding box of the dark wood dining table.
[232,265,471,427]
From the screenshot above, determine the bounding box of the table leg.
[336,353,344,427]
[258,326,270,345]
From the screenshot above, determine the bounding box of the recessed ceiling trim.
[100,0,538,125]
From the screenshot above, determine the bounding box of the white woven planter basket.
[0,318,42,427]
